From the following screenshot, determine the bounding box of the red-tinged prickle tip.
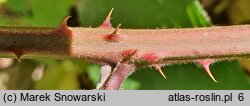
[100,8,114,28]
[58,16,72,35]
[154,65,167,79]
[103,24,122,42]
[198,60,217,82]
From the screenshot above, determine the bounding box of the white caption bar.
[0,90,249,106]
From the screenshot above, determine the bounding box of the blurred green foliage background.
[0,0,250,90]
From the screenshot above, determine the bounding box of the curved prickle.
[198,60,217,82]
[58,16,72,36]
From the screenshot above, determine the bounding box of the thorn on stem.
[103,24,122,42]
[198,60,217,82]
[154,65,167,79]
[61,16,71,30]
[112,23,121,35]
[15,54,22,62]
[100,8,114,28]
[11,50,23,62]
[120,49,137,63]
[59,16,72,35]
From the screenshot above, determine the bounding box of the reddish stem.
[1,25,250,65]
[2,25,250,89]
